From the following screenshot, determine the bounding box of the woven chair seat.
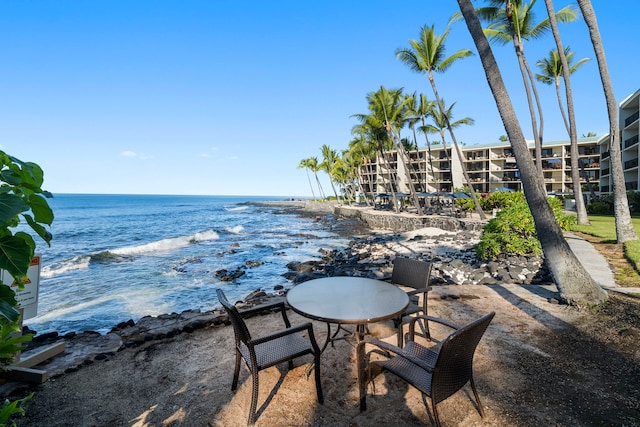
[240,334,315,370]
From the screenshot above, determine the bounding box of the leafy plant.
[0,393,33,427]
[0,151,53,426]
[476,193,575,259]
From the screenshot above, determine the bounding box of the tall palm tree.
[405,92,439,193]
[535,45,590,225]
[576,0,638,244]
[396,21,486,219]
[297,158,317,200]
[476,0,578,175]
[320,144,341,202]
[307,156,326,200]
[456,0,607,305]
[348,133,377,205]
[353,86,420,213]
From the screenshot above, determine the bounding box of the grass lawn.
[572,215,640,284]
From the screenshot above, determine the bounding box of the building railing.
[602,168,610,176]
[601,151,610,159]
[624,134,639,149]
[625,111,639,127]
[624,158,639,170]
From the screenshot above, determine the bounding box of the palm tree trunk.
[457,0,607,305]
[577,0,638,243]
[514,39,543,175]
[554,78,570,132]
[428,72,486,220]
[543,0,589,225]
[305,169,317,200]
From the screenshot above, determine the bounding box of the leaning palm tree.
[395,20,486,219]
[320,144,341,203]
[535,45,590,225]
[476,0,578,174]
[307,156,326,200]
[576,0,638,244]
[297,158,317,200]
[456,0,607,305]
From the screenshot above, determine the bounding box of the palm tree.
[456,0,607,305]
[406,92,438,193]
[535,47,588,131]
[348,133,377,205]
[576,0,638,244]
[476,0,578,175]
[320,144,341,203]
[307,156,326,200]
[395,21,486,219]
[535,45,590,225]
[297,158,317,200]
[352,86,420,213]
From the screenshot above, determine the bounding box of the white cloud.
[120,150,152,160]
[199,153,211,158]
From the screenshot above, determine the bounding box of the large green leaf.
[0,286,19,323]
[0,235,32,278]
[23,215,52,245]
[27,194,54,225]
[0,194,28,228]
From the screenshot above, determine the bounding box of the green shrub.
[476,194,575,260]
[587,201,613,215]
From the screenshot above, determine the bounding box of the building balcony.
[624,158,639,170]
[624,111,639,127]
[624,134,639,149]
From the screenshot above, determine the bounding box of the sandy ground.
[11,282,640,427]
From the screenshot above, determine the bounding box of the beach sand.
[11,283,640,426]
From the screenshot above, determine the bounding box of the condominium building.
[360,88,640,196]
[359,137,600,195]
[598,88,640,192]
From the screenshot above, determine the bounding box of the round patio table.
[286,276,409,352]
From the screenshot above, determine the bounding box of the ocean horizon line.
[47,192,311,199]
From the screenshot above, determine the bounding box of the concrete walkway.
[564,232,640,296]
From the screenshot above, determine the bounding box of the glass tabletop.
[286,277,409,324]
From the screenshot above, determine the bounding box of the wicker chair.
[216,289,323,425]
[389,257,432,347]
[357,312,495,427]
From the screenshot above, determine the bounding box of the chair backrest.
[217,289,252,345]
[390,257,432,290]
[431,312,495,404]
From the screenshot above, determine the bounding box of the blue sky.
[1,0,637,197]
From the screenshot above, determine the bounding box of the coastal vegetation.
[0,151,53,425]
[475,192,574,258]
[298,0,634,306]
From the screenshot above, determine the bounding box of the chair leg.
[430,397,441,427]
[314,354,324,404]
[357,342,367,411]
[248,369,259,425]
[470,377,485,417]
[396,322,404,348]
[232,350,241,391]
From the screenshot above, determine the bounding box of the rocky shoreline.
[8,202,556,388]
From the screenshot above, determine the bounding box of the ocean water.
[23,194,349,335]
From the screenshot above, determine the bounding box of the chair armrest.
[239,301,291,328]
[408,315,460,340]
[249,322,315,347]
[406,286,431,296]
[356,338,434,373]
